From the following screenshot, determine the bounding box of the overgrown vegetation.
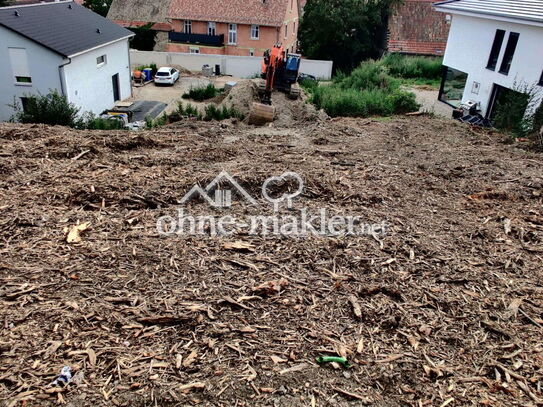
[381,53,443,80]
[9,91,126,130]
[83,114,125,130]
[182,84,220,101]
[492,83,542,139]
[10,91,81,127]
[82,0,112,17]
[202,104,244,121]
[130,23,157,51]
[147,102,245,127]
[298,0,401,72]
[0,0,13,7]
[304,60,420,117]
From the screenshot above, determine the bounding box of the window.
[249,49,254,57]
[96,55,107,67]
[190,47,200,54]
[184,20,192,34]
[284,23,288,38]
[228,23,237,44]
[15,76,32,84]
[9,47,31,85]
[291,0,293,9]
[293,21,296,35]
[208,21,216,36]
[486,29,505,70]
[251,24,259,39]
[438,66,468,108]
[499,32,519,75]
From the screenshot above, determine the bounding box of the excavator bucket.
[248,102,275,125]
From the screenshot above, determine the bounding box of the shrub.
[145,113,168,129]
[10,90,80,127]
[336,61,395,90]
[492,82,541,139]
[203,104,244,121]
[182,84,219,101]
[381,53,443,80]
[299,78,319,93]
[308,60,420,118]
[84,116,125,130]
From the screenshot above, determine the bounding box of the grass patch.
[307,60,420,118]
[381,53,443,80]
[182,84,220,101]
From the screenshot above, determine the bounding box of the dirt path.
[0,117,542,406]
[410,87,453,118]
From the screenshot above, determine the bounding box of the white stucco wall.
[443,14,543,115]
[63,39,132,115]
[129,50,334,80]
[0,26,64,121]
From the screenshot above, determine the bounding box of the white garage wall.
[0,26,64,121]
[130,50,333,80]
[63,39,132,115]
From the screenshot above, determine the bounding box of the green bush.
[10,90,80,127]
[176,102,201,119]
[182,84,219,101]
[299,78,319,93]
[336,61,396,90]
[381,53,443,80]
[492,83,542,139]
[84,116,125,130]
[308,60,420,118]
[203,104,244,121]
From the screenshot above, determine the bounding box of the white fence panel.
[130,50,333,80]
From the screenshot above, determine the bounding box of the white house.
[0,1,134,121]
[434,0,543,119]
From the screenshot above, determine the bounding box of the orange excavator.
[248,45,302,125]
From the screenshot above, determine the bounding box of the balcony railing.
[168,32,224,47]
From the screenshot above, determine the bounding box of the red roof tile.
[113,19,172,31]
[168,0,289,27]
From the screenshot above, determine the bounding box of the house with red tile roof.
[388,0,450,56]
[166,0,299,56]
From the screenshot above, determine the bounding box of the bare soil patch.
[1,116,543,406]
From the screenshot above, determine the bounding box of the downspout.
[127,39,133,98]
[58,58,72,99]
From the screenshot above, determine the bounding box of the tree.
[82,0,113,17]
[298,0,402,72]
[0,0,14,7]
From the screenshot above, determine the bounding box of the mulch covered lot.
[0,116,542,406]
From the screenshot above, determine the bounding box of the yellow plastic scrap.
[66,222,90,243]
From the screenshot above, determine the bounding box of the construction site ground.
[1,100,543,406]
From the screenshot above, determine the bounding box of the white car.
[154,67,179,86]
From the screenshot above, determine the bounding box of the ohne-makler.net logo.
[156,171,388,238]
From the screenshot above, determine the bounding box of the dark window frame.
[15,76,32,84]
[486,29,505,71]
[499,32,519,75]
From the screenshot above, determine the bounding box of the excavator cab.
[284,54,301,84]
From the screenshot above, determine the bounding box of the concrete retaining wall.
[130,50,333,80]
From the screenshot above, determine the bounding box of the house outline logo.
[180,171,258,208]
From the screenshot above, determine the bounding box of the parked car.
[297,73,316,83]
[154,67,180,86]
